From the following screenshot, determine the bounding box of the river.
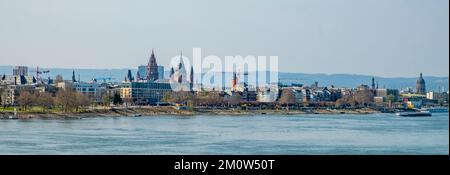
[0,113,448,154]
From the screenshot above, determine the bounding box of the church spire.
[371,77,375,90]
[170,66,175,77]
[72,70,77,83]
[136,71,141,81]
[179,51,184,70]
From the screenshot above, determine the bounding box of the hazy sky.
[0,0,448,77]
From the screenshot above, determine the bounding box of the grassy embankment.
[0,105,379,119]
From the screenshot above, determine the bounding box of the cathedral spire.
[151,49,155,58]
[146,49,158,81]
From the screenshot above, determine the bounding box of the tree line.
[16,88,91,112]
[162,88,378,109]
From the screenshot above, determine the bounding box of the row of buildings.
[1,51,448,108]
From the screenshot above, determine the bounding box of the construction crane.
[30,66,50,83]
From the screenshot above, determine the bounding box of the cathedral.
[146,49,159,82]
[416,73,426,94]
[170,53,194,91]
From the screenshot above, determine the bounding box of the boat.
[132,113,142,117]
[8,115,19,119]
[396,111,432,117]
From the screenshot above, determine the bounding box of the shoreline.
[0,107,380,119]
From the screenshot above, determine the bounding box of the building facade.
[73,82,105,103]
[426,91,447,102]
[0,85,15,105]
[119,82,132,99]
[13,66,28,76]
[131,82,172,104]
[137,65,147,81]
[157,66,164,80]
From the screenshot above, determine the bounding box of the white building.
[256,85,279,103]
[426,92,445,100]
[73,82,106,103]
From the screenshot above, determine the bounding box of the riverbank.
[0,106,379,119]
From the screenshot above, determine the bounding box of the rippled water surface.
[0,113,448,154]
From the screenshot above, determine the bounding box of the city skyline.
[0,0,449,77]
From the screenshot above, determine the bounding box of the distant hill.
[278,72,448,92]
[1,65,448,92]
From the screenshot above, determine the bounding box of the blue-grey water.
[0,113,448,155]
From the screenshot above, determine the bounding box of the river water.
[0,113,448,155]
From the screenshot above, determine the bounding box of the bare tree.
[227,93,241,107]
[75,93,90,112]
[17,91,35,111]
[197,91,225,107]
[102,94,111,108]
[163,91,194,105]
[190,91,222,107]
[55,88,91,112]
[123,98,134,107]
[278,89,296,109]
[36,92,54,112]
[55,88,77,112]
[353,90,374,107]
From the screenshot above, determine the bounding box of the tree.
[75,93,91,112]
[102,94,111,108]
[353,90,374,107]
[17,91,35,111]
[0,87,3,106]
[112,92,123,105]
[123,97,134,107]
[194,91,225,107]
[335,96,356,108]
[36,92,54,112]
[55,88,77,112]
[278,89,296,109]
[227,93,241,107]
[55,88,91,112]
[163,91,194,105]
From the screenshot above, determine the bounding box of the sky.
[0,0,448,77]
